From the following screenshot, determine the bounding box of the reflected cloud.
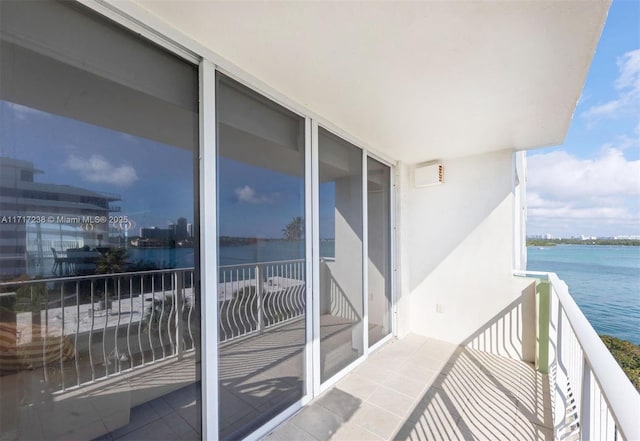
[6,101,45,121]
[234,184,277,204]
[63,153,138,187]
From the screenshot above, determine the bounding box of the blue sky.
[527,0,640,238]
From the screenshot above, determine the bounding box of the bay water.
[527,245,640,344]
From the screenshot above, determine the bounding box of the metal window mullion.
[362,150,369,353]
[310,120,321,399]
[390,161,398,338]
[199,58,219,441]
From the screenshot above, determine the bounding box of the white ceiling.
[135,0,609,164]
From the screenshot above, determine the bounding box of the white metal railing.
[516,270,640,441]
[0,268,196,394]
[218,259,305,344]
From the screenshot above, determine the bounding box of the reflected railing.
[320,257,361,323]
[218,259,306,344]
[0,268,196,394]
[516,271,640,441]
[0,259,307,395]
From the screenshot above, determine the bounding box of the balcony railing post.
[175,271,184,360]
[256,264,264,333]
[580,357,592,441]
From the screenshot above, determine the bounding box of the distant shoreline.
[527,238,640,247]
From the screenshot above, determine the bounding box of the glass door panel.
[318,127,364,383]
[0,2,201,439]
[367,157,392,346]
[216,73,307,440]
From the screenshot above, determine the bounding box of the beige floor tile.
[456,397,519,440]
[266,422,319,441]
[405,387,462,426]
[316,388,364,421]
[335,373,380,401]
[330,422,384,441]
[351,362,395,385]
[350,402,402,440]
[291,404,343,440]
[516,393,553,428]
[395,397,466,441]
[365,352,410,371]
[396,334,430,350]
[379,374,429,400]
[396,362,439,385]
[366,386,417,418]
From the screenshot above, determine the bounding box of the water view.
[528,244,640,345]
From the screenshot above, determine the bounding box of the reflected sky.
[1,100,338,239]
[1,100,194,231]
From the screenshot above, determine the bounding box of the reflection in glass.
[318,127,364,382]
[0,1,200,440]
[216,73,306,440]
[367,157,392,346]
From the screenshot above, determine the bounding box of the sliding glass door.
[0,2,201,440]
[215,73,307,440]
[317,128,364,383]
[0,2,396,439]
[367,157,392,347]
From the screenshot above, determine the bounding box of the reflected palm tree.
[282,217,303,241]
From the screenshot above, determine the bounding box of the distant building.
[141,227,173,241]
[0,157,120,279]
[528,233,557,240]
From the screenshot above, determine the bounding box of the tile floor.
[265,334,552,441]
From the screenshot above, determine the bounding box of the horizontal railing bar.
[0,267,195,287]
[219,258,304,269]
[513,269,549,279]
[2,258,307,288]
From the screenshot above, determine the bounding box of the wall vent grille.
[414,162,444,187]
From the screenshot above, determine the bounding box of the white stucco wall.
[397,149,534,358]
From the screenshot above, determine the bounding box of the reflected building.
[0,157,120,279]
[176,217,188,241]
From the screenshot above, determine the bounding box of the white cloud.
[234,185,276,204]
[582,48,640,120]
[528,147,639,199]
[615,49,640,91]
[527,147,640,232]
[64,154,138,187]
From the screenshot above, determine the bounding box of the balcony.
[1,265,637,441]
[266,335,551,441]
[264,271,640,441]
